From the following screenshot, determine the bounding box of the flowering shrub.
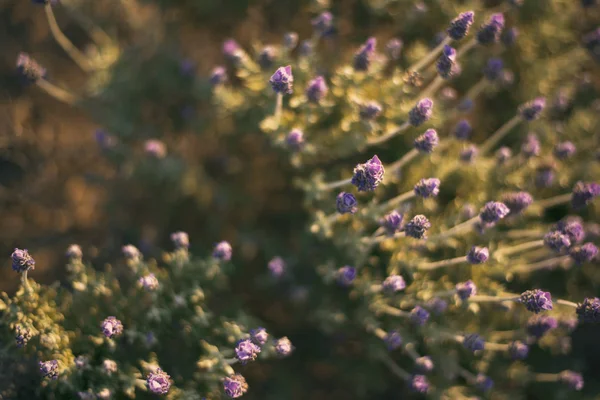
[3,0,600,398]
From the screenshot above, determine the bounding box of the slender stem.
[320,177,352,191]
[364,231,406,245]
[404,343,421,360]
[494,239,545,258]
[505,229,544,239]
[509,255,571,274]
[45,4,94,72]
[482,342,510,351]
[366,121,410,146]
[534,373,560,382]
[556,299,578,308]
[468,295,520,303]
[377,304,410,317]
[479,115,522,155]
[463,78,489,101]
[456,38,478,58]
[420,76,444,99]
[223,358,239,365]
[379,190,415,211]
[274,93,283,128]
[418,256,468,271]
[65,7,114,48]
[534,193,571,209]
[21,270,30,293]
[409,36,452,73]
[379,352,411,380]
[36,79,78,105]
[387,148,419,174]
[427,216,479,242]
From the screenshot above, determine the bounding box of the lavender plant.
[4,0,600,398]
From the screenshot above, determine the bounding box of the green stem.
[408,36,452,73]
[366,122,410,146]
[479,115,522,155]
[418,256,468,271]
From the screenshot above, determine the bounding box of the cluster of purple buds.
[427,297,448,315]
[521,133,540,158]
[336,266,357,286]
[527,315,558,338]
[306,76,328,103]
[556,218,585,244]
[571,181,600,209]
[455,280,477,300]
[286,129,305,151]
[559,371,584,391]
[414,129,439,153]
[463,334,485,352]
[415,356,434,373]
[553,141,576,159]
[122,245,141,261]
[384,330,402,350]
[15,325,32,347]
[576,297,600,323]
[170,231,189,249]
[409,375,430,393]
[351,155,384,192]
[16,52,47,84]
[543,230,572,252]
[147,368,171,395]
[475,374,494,392]
[258,46,277,70]
[336,192,358,214]
[213,241,233,261]
[408,98,434,127]
[414,178,440,198]
[210,66,227,86]
[496,147,513,164]
[479,201,510,224]
[447,11,474,40]
[535,164,555,188]
[519,97,546,121]
[410,306,430,326]
[275,336,294,356]
[460,145,478,163]
[144,139,167,158]
[483,58,504,81]
[466,246,489,264]
[508,341,529,360]
[404,215,431,239]
[250,327,269,345]
[353,37,377,72]
[223,374,249,398]
[476,13,505,45]
[66,244,83,259]
[359,101,383,120]
[570,243,599,265]
[39,360,59,380]
[519,289,553,313]
[268,256,286,278]
[101,316,123,338]
[382,275,406,293]
[436,45,459,79]
[385,38,403,60]
[380,210,403,236]
[11,248,35,273]
[453,120,471,140]
[235,339,262,364]
[269,66,294,94]
[139,274,159,291]
[502,191,533,215]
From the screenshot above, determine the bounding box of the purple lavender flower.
[577,297,600,323]
[283,32,298,49]
[258,46,277,70]
[386,38,403,60]
[571,181,600,209]
[453,120,472,140]
[66,244,82,259]
[235,339,262,364]
[415,356,434,373]
[479,201,510,224]
[475,374,494,392]
[527,315,558,338]
[11,248,35,273]
[275,336,294,356]
[15,325,32,347]
[39,360,58,379]
[460,145,478,163]
[95,130,116,150]
[410,306,430,326]
[408,98,434,127]
[519,97,546,121]
[496,147,513,164]
[553,141,576,159]
[570,243,599,265]
[311,12,333,37]
[16,52,47,84]
[268,256,286,278]
[337,266,357,286]
[336,192,358,215]
[409,375,429,393]
[139,274,159,291]
[147,368,171,395]
[404,215,431,239]
[223,39,243,64]
[456,280,477,300]
[436,45,459,79]
[414,178,440,198]
[224,374,249,398]
[359,101,383,121]
[144,139,167,158]
[520,289,553,313]
[213,241,232,261]
[414,129,439,153]
[502,27,519,46]
[384,330,402,350]
[557,218,585,244]
[306,76,328,103]
[102,359,117,374]
[286,129,305,151]
[299,40,313,57]
[508,341,529,360]
[447,11,475,40]
[74,356,88,369]
[354,37,377,72]
[426,297,448,315]
[476,13,505,45]
[458,98,473,112]
[543,230,572,252]
[250,327,269,345]
[269,65,293,94]
[466,246,489,264]
[521,133,540,158]
[559,371,584,391]
[483,58,504,81]
[122,245,141,261]
[171,231,189,249]
[210,66,227,86]
[535,165,555,188]
[101,316,123,338]
[382,275,406,293]
[502,191,533,215]
[351,155,385,192]
[463,334,485,352]
[380,210,403,236]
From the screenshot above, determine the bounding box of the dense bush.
[1,0,600,399]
